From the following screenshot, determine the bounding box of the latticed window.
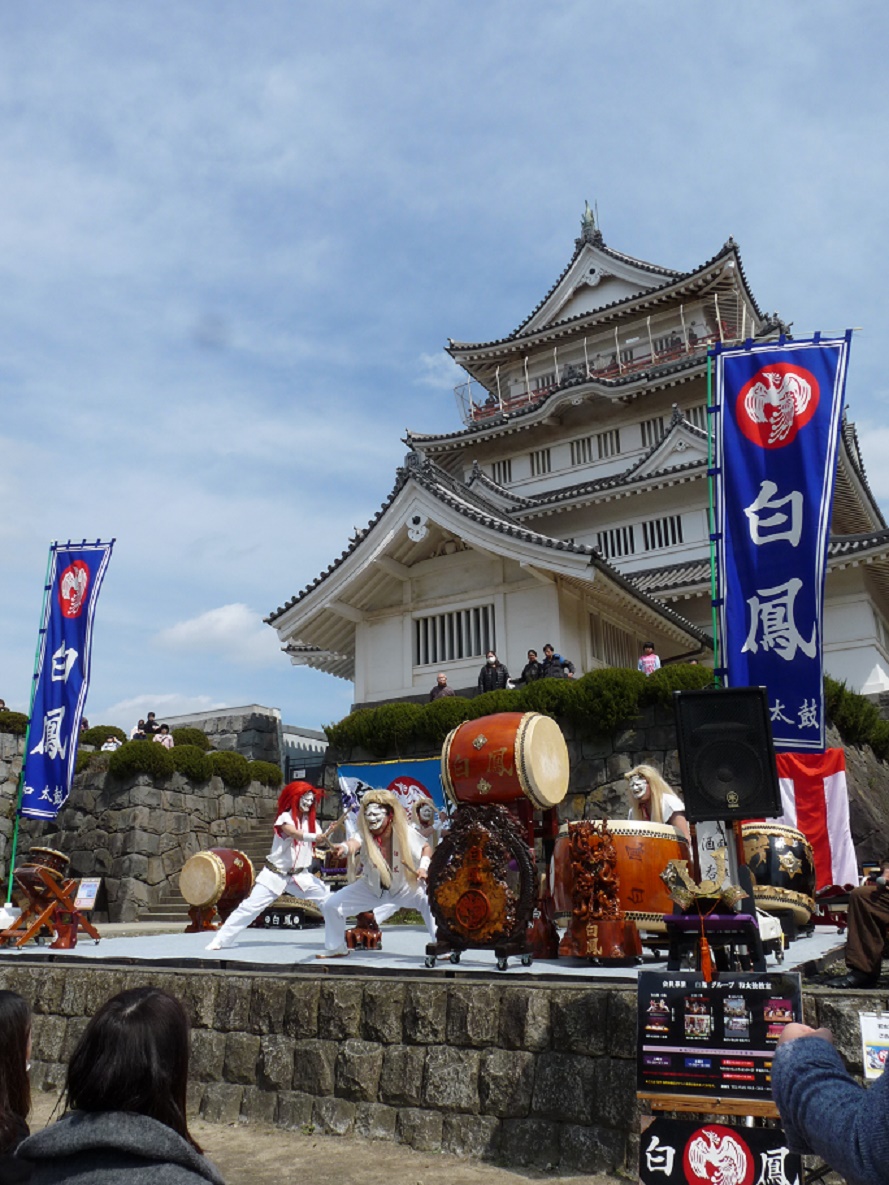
[641,416,665,449]
[642,514,683,551]
[597,428,620,459]
[590,616,635,668]
[685,403,708,432]
[570,436,594,466]
[414,605,495,667]
[529,448,551,477]
[491,459,512,485]
[595,525,635,560]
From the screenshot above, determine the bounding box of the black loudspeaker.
[673,687,781,822]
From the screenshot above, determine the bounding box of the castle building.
[268,208,889,705]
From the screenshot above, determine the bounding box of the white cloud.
[156,603,283,667]
[99,692,229,730]
[417,352,463,391]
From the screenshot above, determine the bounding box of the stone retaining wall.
[0,962,880,1172]
[0,963,639,1173]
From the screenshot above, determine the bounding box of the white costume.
[321,822,435,952]
[628,791,685,828]
[208,810,329,949]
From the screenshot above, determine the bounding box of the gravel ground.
[27,1092,632,1185]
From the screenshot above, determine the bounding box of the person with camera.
[830,858,889,988]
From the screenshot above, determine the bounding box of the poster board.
[637,971,803,1102]
[860,1011,889,1080]
[73,878,102,911]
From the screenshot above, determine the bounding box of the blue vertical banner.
[20,540,114,819]
[715,335,851,751]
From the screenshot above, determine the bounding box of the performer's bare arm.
[670,812,691,843]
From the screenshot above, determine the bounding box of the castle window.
[491,459,512,485]
[596,525,635,560]
[597,428,620,459]
[530,448,551,477]
[590,616,635,668]
[642,514,683,550]
[641,416,665,449]
[414,604,495,667]
[570,436,594,466]
[685,403,708,432]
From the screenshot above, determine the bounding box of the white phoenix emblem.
[743,369,812,446]
[687,1128,749,1185]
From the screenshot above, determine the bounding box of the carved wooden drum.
[441,712,569,811]
[741,823,816,925]
[13,847,71,907]
[552,819,690,934]
[179,848,254,921]
[26,847,70,877]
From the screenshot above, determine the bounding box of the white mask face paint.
[630,775,650,802]
[417,803,434,824]
[364,803,389,833]
[299,792,315,813]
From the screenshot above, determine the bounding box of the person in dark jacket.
[0,990,31,1182]
[540,643,575,678]
[772,1022,889,1185]
[478,650,509,693]
[518,650,542,684]
[16,987,224,1183]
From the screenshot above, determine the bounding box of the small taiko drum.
[741,823,816,925]
[441,712,569,811]
[179,848,254,921]
[13,848,71,906]
[551,819,690,934]
[26,848,70,877]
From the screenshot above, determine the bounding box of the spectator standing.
[478,650,509,693]
[541,643,575,679]
[519,650,542,684]
[637,642,661,675]
[143,712,160,736]
[429,673,456,701]
[153,725,174,750]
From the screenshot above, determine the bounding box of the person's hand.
[334,842,349,858]
[777,1023,834,1047]
[417,867,428,882]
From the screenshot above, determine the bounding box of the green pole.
[5,542,56,905]
[706,354,722,688]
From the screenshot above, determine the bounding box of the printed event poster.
[337,757,446,812]
[637,971,802,1100]
[860,1011,889,1081]
[640,1115,801,1185]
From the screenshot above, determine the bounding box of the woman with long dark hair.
[0,990,32,1153]
[16,987,224,1183]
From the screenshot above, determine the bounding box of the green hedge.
[248,760,283,788]
[108,741,175,780]
[325,664,714,756]
[75,750,110,775]
[207,750,251,790]
[170,744,213,782]
[81,725,127,748]
[171,727,212,751]
[824,676,889,761]
[0,710,29,736]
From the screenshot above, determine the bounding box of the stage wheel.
[521,953,532,967]
[497,956,508,971]
[424,955,436,968]
[449,950,460,964]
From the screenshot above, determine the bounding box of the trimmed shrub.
[207,749,251,790]
[81,724,128,749]
[171,727,212,751]
[108,741,175,781]
[0,710,29,737]
[170,744,213,782]
[75,749,110,775]
[248,760,283,788]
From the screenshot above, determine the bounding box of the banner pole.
[706,353,721,688]
[5,543,57,906]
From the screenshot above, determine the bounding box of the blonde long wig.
[626,764,679,826]
[357,789,419,890]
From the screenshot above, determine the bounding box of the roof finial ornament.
[578,200,603,247]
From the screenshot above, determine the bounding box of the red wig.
[276,781,323,829]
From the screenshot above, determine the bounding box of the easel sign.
[73,878,101,911]
[637,970,803,1104]
[640,1116,801,1185]
[860,1011,889,1080]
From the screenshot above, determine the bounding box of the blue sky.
[3,2,888,733]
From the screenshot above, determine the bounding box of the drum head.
[517,714,569,808]
[179,851,224,908]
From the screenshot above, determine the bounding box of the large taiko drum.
[741,823,816,925]
[551,819,690,934]
[441,712,569,811]
[179,848,254,921]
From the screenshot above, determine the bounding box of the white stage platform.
[0,921,846,981]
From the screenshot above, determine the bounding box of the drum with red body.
[441,712,569,811]
[178,848,254,921]
[551,819,690,935]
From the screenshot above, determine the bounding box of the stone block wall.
[0,731,24,874]
[0,963,640,1173]
[164,706,284,765]
[3,759,280,922]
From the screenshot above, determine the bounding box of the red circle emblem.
[735,362,819,449]
[387,775,430,807]
[58,561,90,618]
[683,1124,754,1185]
